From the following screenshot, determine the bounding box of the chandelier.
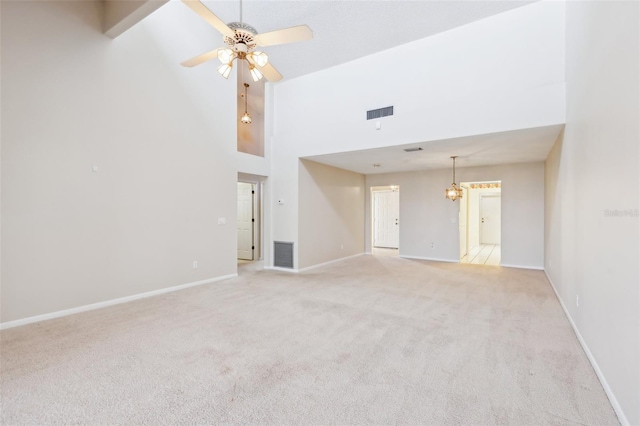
[240,82,252,124]
[445,156,463,201]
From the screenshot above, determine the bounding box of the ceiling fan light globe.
[218,48,235,64]
[217,63,232,79]
[252,51,269,67]
[249,66,263,82]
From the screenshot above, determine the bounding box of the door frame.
[459,184,469,260]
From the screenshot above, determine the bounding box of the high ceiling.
[304,125,564,174]
[195,0,536,81]
[176,0,557,172]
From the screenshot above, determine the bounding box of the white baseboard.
[264,266,299,273]
[0,274,238,331]
[543,270,629,426]
[500,263,544,270]
[400,255,458,263]
[263,253,365,274]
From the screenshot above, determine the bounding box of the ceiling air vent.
[403,147,423,152]
[366,106,394,120]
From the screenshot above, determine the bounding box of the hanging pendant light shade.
[445,156,463,201]
[241,82,252,124]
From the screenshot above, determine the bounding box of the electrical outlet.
[430,242,435,249]
[576,295,579,307]
[193,261,198,269]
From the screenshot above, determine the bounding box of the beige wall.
[545,1,640,423]
[366,162,544,268]
[298,160,365,270]
[1,1,238,323]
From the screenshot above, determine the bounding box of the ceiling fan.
[180,0,313,82]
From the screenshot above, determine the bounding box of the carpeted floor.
[1,255,617,425]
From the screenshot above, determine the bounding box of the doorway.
[460,181,501,266]
[371,186,399,256]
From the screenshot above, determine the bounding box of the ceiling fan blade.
[181,48,222,67]
[181,0,235,39]
[258,62,283,82]
[254,25,313,47]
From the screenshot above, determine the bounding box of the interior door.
[480,195,501,245]
[373,190,399,248]
[237,182,254,260]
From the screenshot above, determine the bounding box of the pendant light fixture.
[445,156,463,201]
[241,82,252,124]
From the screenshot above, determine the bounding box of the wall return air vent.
[366,106,394,120]
[274,241,294,269]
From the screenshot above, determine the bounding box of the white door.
[373,190,399,248]
[480,195,501,245]
[459,186,468,259]
[237,182,254,260]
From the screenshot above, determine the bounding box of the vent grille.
[366,106,394,120]
[274,241,294,269]
[404,147,423,152]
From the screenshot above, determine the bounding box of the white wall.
[298,160,365,270]
[1,1,239,323]
[366,162,544,268]
[270,1,565,267]
[545,2,640,424]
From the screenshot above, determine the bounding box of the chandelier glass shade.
[445,156,463,201]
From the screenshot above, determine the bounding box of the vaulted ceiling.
[189,0,536,80]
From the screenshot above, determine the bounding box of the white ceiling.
[303,125,564,174]
[197,0,535,81]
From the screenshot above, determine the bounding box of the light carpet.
[1,255,617,425]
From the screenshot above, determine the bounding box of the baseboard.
[297,253,364,273]
[264,266,299,273]
[263,253,365,274]
[400,255,458,263]
[500,263,544,270]
[543,270,629,426]
[0,274,238,331]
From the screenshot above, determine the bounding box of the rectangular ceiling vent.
[403,147,423,152]
[366,106,394,120]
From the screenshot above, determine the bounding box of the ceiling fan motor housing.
[225,22,257,51]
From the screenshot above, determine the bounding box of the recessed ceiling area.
[303,124,564,175]
[196,0,536,80]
